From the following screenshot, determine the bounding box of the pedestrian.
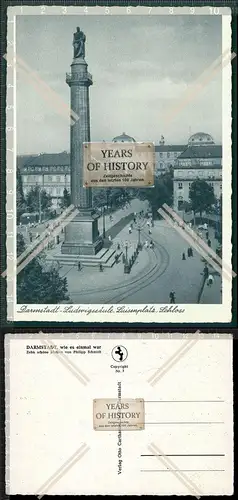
[146,220,150,227]
[208,238,211,248]
[145,240,149,248]
[187,247,191,257]
[207,274,214,286]
[108,235,112,242]
[133,217,136,223]
[129,226,132,234]
[99,263,103,272]
[149,240,154,249]
[204,223,208,230]
[169,291,176,304]
[117,243,120,250]
[78,261,81,271]
[56,235,60,245]
[148,228,152,235]
[206,230,209,240]
[182,252,186,260]
[190,247,193,257]
[29,232,32,243]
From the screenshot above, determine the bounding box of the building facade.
[173,132,222,211]
[18,152,70,209]
[18,132,221,212]
[155,145,187,175]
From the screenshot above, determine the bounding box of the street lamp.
[137,227,142,250]
[134,216,144,250]
[125,242,128,264]
[36,183,42,224]
[102,206,106,238]
[124,242,130,274]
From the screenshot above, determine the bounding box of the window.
[56,187,61,196]
[178,182,183,189]
[160,163,163,168]
[167,152,170,158]
[56,175,61,183]
[178,198,184,210]
[202,160,212,166]
[159,152,163,158]
[47,175,53,182]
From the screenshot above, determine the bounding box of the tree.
[189,179,216,216]
[60,188,71,209]
[16,167,26,223]
[26,186,52,214]
[136,172,173,218]
[17,233,69,304]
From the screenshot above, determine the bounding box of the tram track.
[107,234,170,303]
[67,228,170,303]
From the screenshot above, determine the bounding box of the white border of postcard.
[6,6,233,323]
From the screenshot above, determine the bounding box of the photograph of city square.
[15,13,224,306]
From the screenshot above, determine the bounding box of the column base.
[61,239,103,256]
[61,209,103,256]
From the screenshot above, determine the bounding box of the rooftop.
[155,145,186,152]
[112,132,136,143]
[178,145,222,160]
[19,151,70,167]
[188,132,215,145]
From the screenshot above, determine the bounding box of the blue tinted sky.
[15,14,222,153]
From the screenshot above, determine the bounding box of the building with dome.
[112,132,136,143]
[188,132,215,146]
[112,133,186,175]
[173,133,222,211]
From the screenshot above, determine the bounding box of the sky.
[15,14,222,154]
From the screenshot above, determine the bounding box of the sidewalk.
[199,274,222,303]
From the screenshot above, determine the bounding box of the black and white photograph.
[5,5,233,322]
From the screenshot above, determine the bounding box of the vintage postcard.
[5,332,233,495]
[4,5,234,323]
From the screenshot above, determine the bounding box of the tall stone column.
[61,27,102,256]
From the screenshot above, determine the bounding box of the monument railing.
[66,72,93,84]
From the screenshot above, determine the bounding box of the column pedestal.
[61,209,103,256]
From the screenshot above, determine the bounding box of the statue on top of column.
[73,27,86,59]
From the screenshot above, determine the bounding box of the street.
[55,207,221,305]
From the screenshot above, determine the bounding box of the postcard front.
[4,5,234,323]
